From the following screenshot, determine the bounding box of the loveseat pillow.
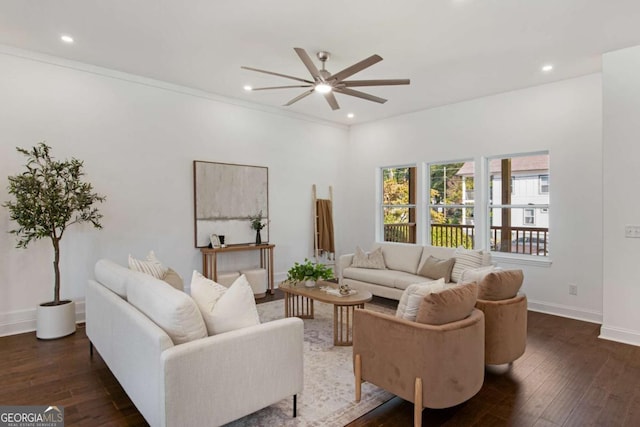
[451,247,485,283]
[162,268,184,291]
[128,250,169,279]
[417,255,455,282]
[126,273,207,345]
[416,282,478,326]
[190,271,260,335]
[395,278,446,321]
[478,270,524,301]
[351,246,386,270]
[459,265,497,285]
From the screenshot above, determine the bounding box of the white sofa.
[339,243,491,300]
[86,259,304,427]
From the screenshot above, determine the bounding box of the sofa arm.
[161,317,303,427]
[338,253,355,280]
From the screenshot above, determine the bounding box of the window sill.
[490,252,552,268]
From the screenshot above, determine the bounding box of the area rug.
[225,299,395,426]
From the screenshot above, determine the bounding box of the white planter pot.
[304,280,316,288]
[36,300,76,339]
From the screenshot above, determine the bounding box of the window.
[539,174,549,194]
[381,166,416,243]
[428,161,474,248]
[488,153,549,256]
[524,208,535,225]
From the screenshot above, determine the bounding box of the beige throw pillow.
[396,279,446,321]
[351,246,386,270]
[459,265,496,285]
[163,268,184,291]
[128,250,169,279]
[417,256,455,282]
[478,270,524,301]
[416,282,478,325]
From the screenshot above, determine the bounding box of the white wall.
[602,45,640,346]
[345,74,603,322]
[0,49,348,335]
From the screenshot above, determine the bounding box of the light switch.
[624,225,640,238]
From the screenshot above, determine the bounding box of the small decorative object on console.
[248,210,268,245]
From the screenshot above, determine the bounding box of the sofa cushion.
[126,272,207,345]
[478,270,524,301]
[95,259,134,298]
[417,255,455,282]
[351,246,386,269]
[343,267,423,290]
[373,243,423,274]
[396,279,446,321]
[459,265,496,284]
[451,247,485,283]
[128,250,169,279]
[191,271,260,335]
[416,282,478,325]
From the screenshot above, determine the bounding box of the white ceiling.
[1,0,640,125]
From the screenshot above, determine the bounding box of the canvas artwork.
[194,161,268,247]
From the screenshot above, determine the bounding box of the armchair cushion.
[478,270,523,301]
[395,278,446,321]
[416,282,478,325]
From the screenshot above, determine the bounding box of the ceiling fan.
[241,48,410,111]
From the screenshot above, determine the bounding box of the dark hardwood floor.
[1,293,639,426]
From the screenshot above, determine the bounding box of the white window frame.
[378,164,418,244]
[523,208,535,225]
[539,174,549,194]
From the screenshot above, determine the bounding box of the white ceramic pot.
[36,300,76,339]
[304,280,316,288]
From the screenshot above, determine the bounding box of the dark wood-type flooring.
[1,292,639,426]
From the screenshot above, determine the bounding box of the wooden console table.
[200,244,275,294]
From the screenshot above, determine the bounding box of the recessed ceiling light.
[243,85,253,91]
[60,35,74,44]
[542,64,554,72]
[347,113,355,119]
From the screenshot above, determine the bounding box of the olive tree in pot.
[3,143,106,339]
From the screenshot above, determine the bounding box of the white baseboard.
[526,299,602,324]
[0,300,86,337]
[599,326,640,347]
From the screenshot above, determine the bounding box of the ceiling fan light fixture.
[314,83,332,94]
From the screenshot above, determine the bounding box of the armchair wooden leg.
[355,354,362,402]
[89,341,94,358]
[414,377,423,427]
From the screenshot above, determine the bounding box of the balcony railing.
[383,223,549,256]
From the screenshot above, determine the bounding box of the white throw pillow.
[126,273,207,345]
[395,278,446,321]
[191,271,260,335]
[128,250,169,279]
[459,265,497,284]
[451,247,485,283]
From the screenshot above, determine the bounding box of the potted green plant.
[3,143,106,339]
[285,258,334,287]
[248,210,267,245]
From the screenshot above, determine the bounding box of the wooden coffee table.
[279,280,373,346]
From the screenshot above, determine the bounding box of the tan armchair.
[475,294,527,365]
[353,308,485,427]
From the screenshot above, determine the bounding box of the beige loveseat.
[86,259,304,427]
[339,242,492,300]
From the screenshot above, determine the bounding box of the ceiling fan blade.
[329,54,383,82]
[335,87,387,104]
[241,66,313,84]
[283,89,314,106]
[324,92,340,110]
[293,47,322,82]
[251,85,313,91]
[341,79,410,87]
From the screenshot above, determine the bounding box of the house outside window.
[488,153,549,256]
[381,166,416,243]
[428,161,474,248]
